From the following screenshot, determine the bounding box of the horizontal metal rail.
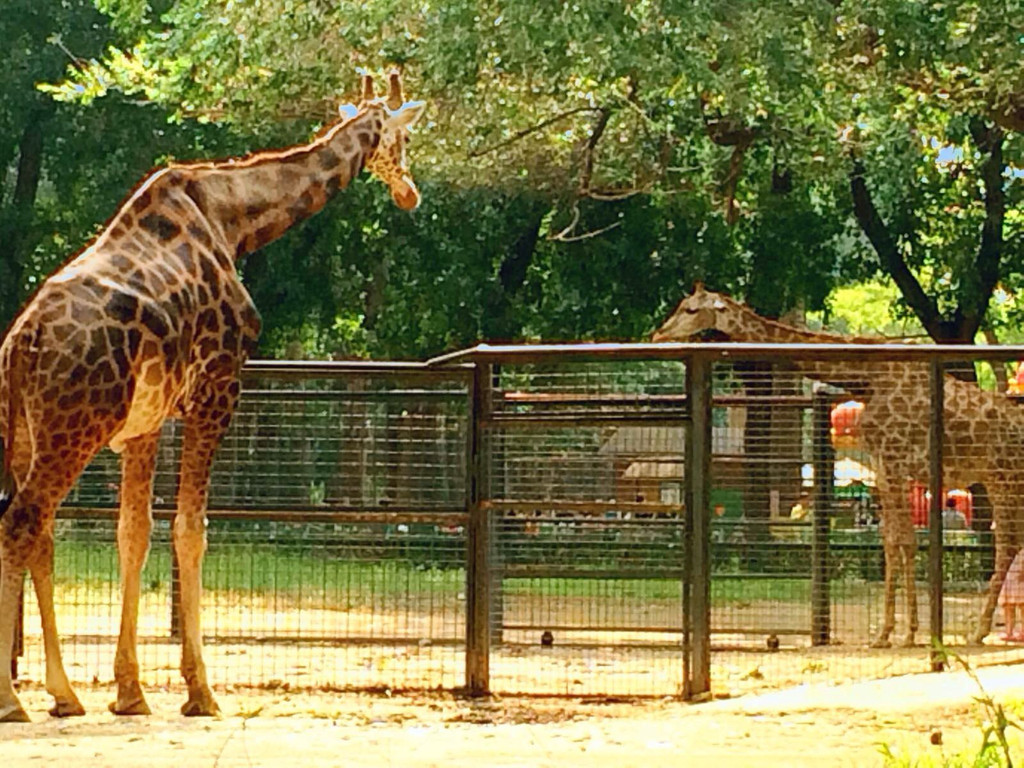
[58,505,466,525]
[485,500,684,515]
[243,358,474,380]
[483,413,687,428]
[428,341,1024,366]
[498,392,815,408]
[505,567,684,580]
[242,388,468,402]
[49,634,465,648]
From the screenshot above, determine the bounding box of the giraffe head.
[340,71,426,211]
[653,283,739,341]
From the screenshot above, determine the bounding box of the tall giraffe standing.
[0,72,426,722]
[655,285,1024,647]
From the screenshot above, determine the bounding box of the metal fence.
[14,343,1024,699]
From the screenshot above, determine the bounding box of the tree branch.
[548,201,623,242]
[848,159,944,339]
[578,107,611,195]
[467,106,605,158]
[982,327,1009,394]
[956,120,1006,340]
[990,92,1024,132]
[722,137,754,224]
[699,96,759,224]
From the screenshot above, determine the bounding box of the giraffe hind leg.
[30,556,84,717]
[871,548,897,648]
[900,548,918,648]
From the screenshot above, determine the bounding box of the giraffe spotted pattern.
[656,285,1024,648]
[0,72,425,722]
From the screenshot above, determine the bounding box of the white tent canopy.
[801,458,876,487]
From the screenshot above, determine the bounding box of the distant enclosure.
[14,344,1024,699]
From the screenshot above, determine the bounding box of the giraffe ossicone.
[0,70,426,722]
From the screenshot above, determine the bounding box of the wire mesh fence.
[13,344,1024,700]
[18,364,470,694]
[482,361,688,696]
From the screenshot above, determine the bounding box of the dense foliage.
[2,0,1021,357]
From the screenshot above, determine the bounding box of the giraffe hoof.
[48,697,85,718]
[869,638,892,649]
[109,696,151,716]
[181,691,220,718]
[900,636,916,649]
[110,679,151,715]
[967,633,987,647]
[0,702,31,723]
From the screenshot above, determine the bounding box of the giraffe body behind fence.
[655,285,1024,648]
[0,73,425,723]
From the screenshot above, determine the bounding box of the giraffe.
[0,71,426,722]
[655,284,1024,648]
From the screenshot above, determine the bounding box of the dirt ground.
[5,664,1024,767]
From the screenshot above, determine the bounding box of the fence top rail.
[427,341,1024,366]
[242,358,474,380]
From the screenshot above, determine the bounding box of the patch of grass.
[879,646,1023,768]
[53,540,864,605]
[54,540,464,600]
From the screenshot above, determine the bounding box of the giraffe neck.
[714,298,847,344]
[706,295,895,392]
[104,106,386,262]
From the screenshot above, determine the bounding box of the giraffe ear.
[337,103,360,121]
[388,101,426,130]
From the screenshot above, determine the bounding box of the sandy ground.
[4,664,1024,767]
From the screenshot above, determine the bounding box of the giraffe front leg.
[174,511,218,717]
[971,544,1014,645]
[110,433,159,716]
[0,553,29,722]
[871,548,896,648]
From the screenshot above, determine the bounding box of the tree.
[0,0,245,327]
[39,0,1022,350]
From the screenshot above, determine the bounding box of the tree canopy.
[4,0,1021,357]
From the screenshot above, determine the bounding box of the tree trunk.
[482,201,546,342]
[848,161,946,341]
[849,120,1005,348]
[0,114,47,324]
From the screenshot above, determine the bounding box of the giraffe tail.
[0,461,13,518]
[0,341,22,518]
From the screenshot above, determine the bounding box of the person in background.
[999,547,1024,642]
[942,496,967,530]
[789,492,811,521]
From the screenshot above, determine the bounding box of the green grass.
[52,539,840,605]
[53,540,465,599]
[879,648,1024,768]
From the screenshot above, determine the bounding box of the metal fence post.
[465,362,492,695]
[811,384,835,646]
[488,365,504,645]
[929,360,945,671]
[685,353,712,699]
[170,546,181,639]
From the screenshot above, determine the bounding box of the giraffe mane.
[170,108,373,172]
[661,287,897,345]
